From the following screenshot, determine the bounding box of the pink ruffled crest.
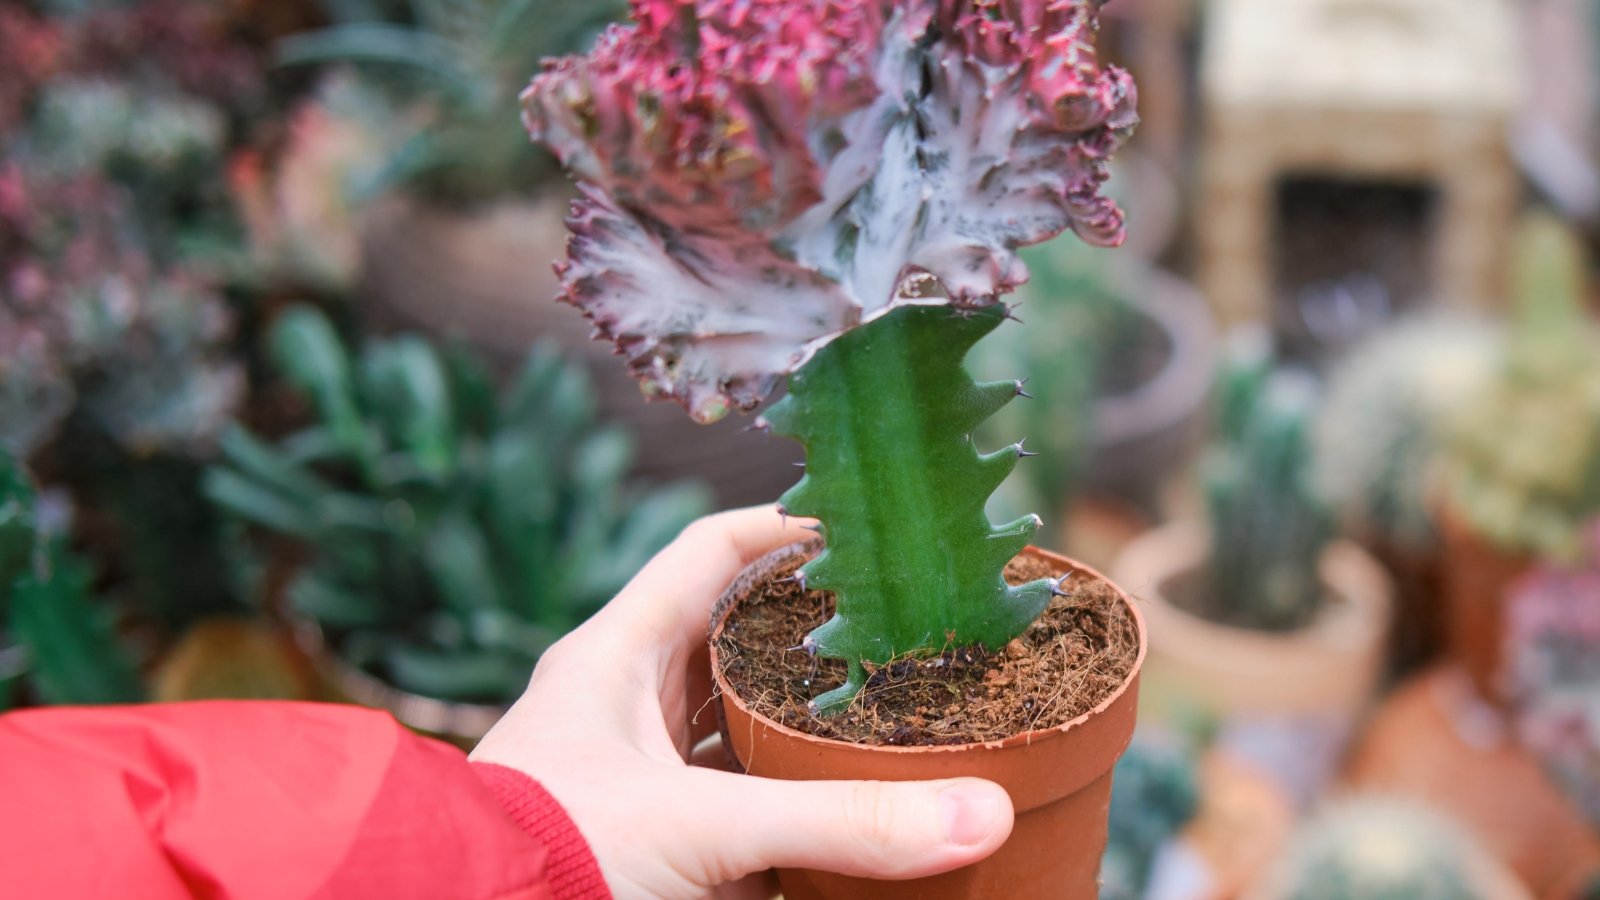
[524,0,1135,421]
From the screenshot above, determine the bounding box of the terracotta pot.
[290,619,503,747]
[1343,665,1600,898]
[358,193,802,508]
[1111,521,1394,800]
[710,541,1147,900]
[1354,528,1446,680]
[1436,501,1533,707]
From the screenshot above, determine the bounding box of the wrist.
[471,763,612,900]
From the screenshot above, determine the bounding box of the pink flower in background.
[524,0,1136,422]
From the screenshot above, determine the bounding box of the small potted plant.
[1437,216,1600,705]
[1112,332,1393,801]
[207,307,708,741]
[523,1,1147,896]
[1312,313,1497,674]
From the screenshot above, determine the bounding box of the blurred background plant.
[1313,315,1498,558]
[0,28,255,635]
[1505,525,1600,829]
[1099,729,1202,900]
[0,448,143,712]
[207,307,708,704]
[1442,217,1600,562]
[277,0,626,207]
[1195,333,1333,632]
[1252,798,1514,900]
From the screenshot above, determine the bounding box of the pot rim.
[709,539,1148,755]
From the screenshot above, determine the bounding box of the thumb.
[696,772,1014,882]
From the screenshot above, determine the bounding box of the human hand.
[470,505,1015,899]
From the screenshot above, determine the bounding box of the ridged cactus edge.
[758,304,1064,714]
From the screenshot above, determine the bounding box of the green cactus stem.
[759,303,1061,714]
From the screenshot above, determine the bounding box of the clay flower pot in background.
[711,542,1147,900]
[1343,665,1600,898]
[1113,521,1394,803]
[1436,501,1532,708]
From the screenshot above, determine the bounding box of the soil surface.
[715,552,1139,746]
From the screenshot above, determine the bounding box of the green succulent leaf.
[766,304,1055,714]
[360,336,458,478]
[383,642,530,703]
[10,546,143,706]
[272,309,365,456]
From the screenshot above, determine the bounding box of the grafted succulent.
[524,0,1136,422]
[525,0,1134,712]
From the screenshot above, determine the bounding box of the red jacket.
[0,702,612,900]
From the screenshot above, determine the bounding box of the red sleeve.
[0,702,609,900]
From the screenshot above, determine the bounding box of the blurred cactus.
[1199,332,1333,631]
[1505,524,1600,827]
[1313,315,1497,555]
[1258,798,1498,900]
[0,450,144,712]
[1100,732,1201,900]
[206,307,710,703]
[1443,217,1600,562]
[278,0,627,204]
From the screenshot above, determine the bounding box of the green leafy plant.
[1197,332,1333,631]
[1443,217,1600,562]
[279,0,627,204]
[523,0,1136,712]
[206,307,709,703]
[0,450,144,712]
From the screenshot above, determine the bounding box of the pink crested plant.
[523,0,1135,422]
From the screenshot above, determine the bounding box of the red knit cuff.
[472,763,612,900]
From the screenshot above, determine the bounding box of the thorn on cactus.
[1015,439,1040,458]
[1015,378,1034,400]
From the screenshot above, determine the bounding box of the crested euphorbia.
[525,0,1135,712]
[525,0,1134,422]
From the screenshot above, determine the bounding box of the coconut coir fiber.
[715,553,1138,746]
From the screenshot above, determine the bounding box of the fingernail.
[937,783,1002,846]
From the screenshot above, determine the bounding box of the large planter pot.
[358,193,802,508]
[291,619,503,747]
[1436,501,1532,707]
[710,541,1147,900]
[1082,269,1216,511]
[1111,521,1394,802]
